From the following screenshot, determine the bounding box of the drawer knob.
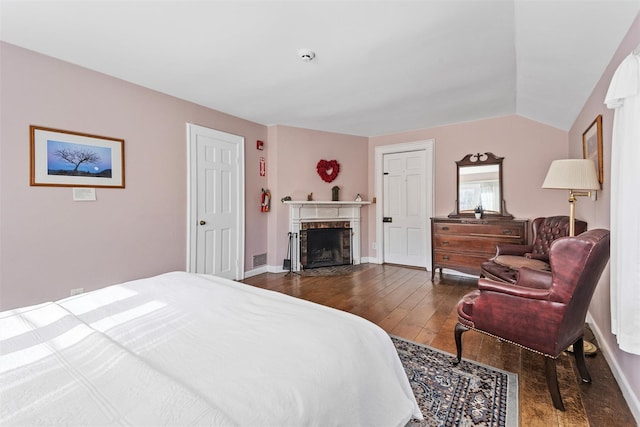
[503,230,513,235]
[442,226,450,231]
[442,241,449,245]
[442,256,450,260]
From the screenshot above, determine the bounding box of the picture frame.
[30,126,125,188]
[582,115,603,186]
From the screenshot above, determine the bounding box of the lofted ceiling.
[1,1,638,137]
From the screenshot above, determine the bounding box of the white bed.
[1,271,422,426]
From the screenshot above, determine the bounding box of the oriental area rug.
[392,336,519,427]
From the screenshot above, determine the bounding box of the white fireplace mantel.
[284,201,370,271]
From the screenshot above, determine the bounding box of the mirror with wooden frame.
[448,152,513,219]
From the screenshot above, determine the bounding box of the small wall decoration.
[582,115,603,185]
[30,125,125,188]
[316,159,340,183]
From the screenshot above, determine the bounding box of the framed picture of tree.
[30,126,125,188]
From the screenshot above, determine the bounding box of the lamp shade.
[542,159,600,190]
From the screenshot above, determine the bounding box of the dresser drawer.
[433,234,498,254]
[433,222,524,239]
[433,250,488,274]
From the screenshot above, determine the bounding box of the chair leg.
[454,323,468,365]
[572,337,592,383]
[544,357,565,411]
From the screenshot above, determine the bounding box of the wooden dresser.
[431,217,528,279]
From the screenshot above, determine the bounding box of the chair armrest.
[514,267,553,290]
[478,276,551,300]
[495,244,533,257]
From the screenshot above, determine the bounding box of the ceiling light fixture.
[297,49,316,62]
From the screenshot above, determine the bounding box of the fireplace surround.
[285,201,369,271]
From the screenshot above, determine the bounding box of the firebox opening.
[301,227,352,269]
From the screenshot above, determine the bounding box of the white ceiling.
[1,1,638,137]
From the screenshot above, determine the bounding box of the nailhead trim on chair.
[457,318,558,359]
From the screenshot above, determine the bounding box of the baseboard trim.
[587,314,640,425]
[438,268,477,279]
[244,265,268,278]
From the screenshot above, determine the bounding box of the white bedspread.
[0,301,234,426]
[1,272,422,426]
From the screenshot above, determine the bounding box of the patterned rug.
[392,337,518,427]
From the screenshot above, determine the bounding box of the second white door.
[383,150,427,267]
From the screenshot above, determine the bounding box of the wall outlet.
[70,287,84,296]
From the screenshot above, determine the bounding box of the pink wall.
[0,42,268,309]
[367,115,569,257]
[568,13,640,415]
[266,125,369,266]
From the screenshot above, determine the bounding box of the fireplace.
[285,201,369,272]
[300,222,352,269]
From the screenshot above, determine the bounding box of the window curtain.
[479,181,498,211]
[605,51,640,355]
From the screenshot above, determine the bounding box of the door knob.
[199,220,206,225]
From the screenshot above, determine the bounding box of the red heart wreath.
[316,159,340,183]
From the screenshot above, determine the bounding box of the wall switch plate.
[70,288,84,296]
[73,188,96,201]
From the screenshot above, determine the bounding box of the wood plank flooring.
[242,263,635,426]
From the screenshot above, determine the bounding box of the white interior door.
[188,124,244,280]
[383,150,427,267]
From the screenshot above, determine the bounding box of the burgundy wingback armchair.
[481,216,588,283]
[455,229,610,411]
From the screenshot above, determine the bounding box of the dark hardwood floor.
[242,263,636,426]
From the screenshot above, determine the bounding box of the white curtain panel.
[605,51,640,355]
